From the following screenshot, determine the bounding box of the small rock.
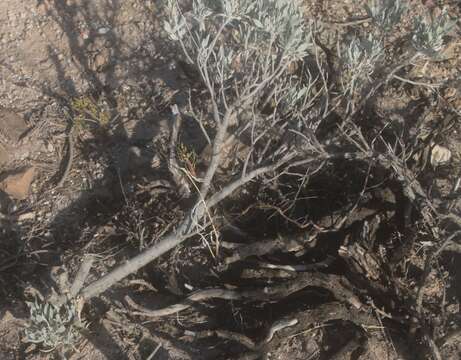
[80,29,90,40]
[0,166,36,200]
[97,27,111,35]
[431,144,451,166]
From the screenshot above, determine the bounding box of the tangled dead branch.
[183,302,394,359]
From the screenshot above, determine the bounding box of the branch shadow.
[1,0,192,357]
[31,0,185,243]
[82,321,130,360]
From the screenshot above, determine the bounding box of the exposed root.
[185,318,297,354]
[125,272,363,319]
[180,302,392,359]
[263,302,401,358]
[256,256,335,272]
[185,329,257,351]
[262,318,298,344]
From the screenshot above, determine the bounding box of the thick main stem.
[80,108,234,300]
[80,219,192,300]
[79,152,295,300]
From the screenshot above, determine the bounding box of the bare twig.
[257,203,311,229]
[324,16,372,27]
[341,52,420,127]
[56,125,74,188]
[263,318,298,344]
[198,109,233,198]
[393,74,441,89]
[146,343,162,360]
[169,105,191,197]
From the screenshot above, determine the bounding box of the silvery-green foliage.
[24,299,80,350]
[341,35,384,96]
[164,0,314,98]
[163,0,191,41]
[365,0,407,32]
[412,10,456,58]
[283,70,318,121]
[237,0,312,60]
